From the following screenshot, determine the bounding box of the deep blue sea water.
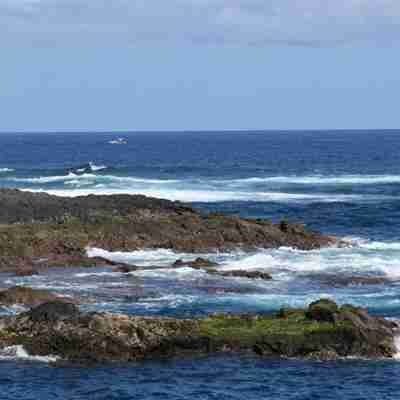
[1,130,400,399]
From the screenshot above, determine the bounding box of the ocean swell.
[3,171,398,203]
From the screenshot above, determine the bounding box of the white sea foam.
[13,173,178,185]
[0,304,27,316]
[359,241,400,251]
[0,345,59,363]
[87,238,400,281]
[0,168,14,173]
[218,174,400,185]
[12,172,79,184]
[87,247,186,266]
[9,170,398,204]
[10,172,400,186]
[394,336,400,360]
[23,187,384,203]
[132,266,207,279]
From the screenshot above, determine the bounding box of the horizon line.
[0,128,400,135]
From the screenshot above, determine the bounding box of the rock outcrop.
[207,270,273,280]
[0,299,397,363]
[172,258,219,269]
[0,189,338,273]
[309,273,389,287]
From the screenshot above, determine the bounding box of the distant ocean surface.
[1,130,400,399]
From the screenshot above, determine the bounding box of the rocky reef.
[0,299,397,363]
[0,189,338,273]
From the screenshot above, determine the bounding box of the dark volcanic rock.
[15,269,39,277]
[310,273,389,287]
[173,258,219,269]
[113,264,139,273]
[28,301,80,322]
[0,299,397,363]
[209,270,273,280]
[0,287,75,307]
[0,189,190,225]
[306,299,339,323]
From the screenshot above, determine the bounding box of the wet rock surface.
[0,299,397,363]
[173,258,219,269]
[15,269,39,277]
[308,273,390,287]
[207,270,273,280]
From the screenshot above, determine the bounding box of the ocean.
[1,130,400,399]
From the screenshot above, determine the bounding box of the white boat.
[108,137,128,145]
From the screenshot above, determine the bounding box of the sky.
[1,0,400,132]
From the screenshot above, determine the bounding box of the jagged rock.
[306,299,339,322]
[173,258,219,269]
[113,264,139,273]
[306,350,339,361]
[0,189,338,273]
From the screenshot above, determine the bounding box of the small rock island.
[0,298,397,363]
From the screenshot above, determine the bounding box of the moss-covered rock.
[0,299,397,363]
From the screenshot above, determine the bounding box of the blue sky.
[1,1,400,131]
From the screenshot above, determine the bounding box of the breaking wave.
[22,187,388,203]
[87,247,193,266]
[87,237,400,280]
[218,174,400,185]
[4,171,399,203]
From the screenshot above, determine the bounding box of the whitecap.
[86,241,400,280]
[23,188,385,204]
[131,266,207,280]
[216,174,400,186]
[12,172,79,184]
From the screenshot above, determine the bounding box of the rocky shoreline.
[0,298,397,364]
[0,189,339,274]
[2,189,388,366]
